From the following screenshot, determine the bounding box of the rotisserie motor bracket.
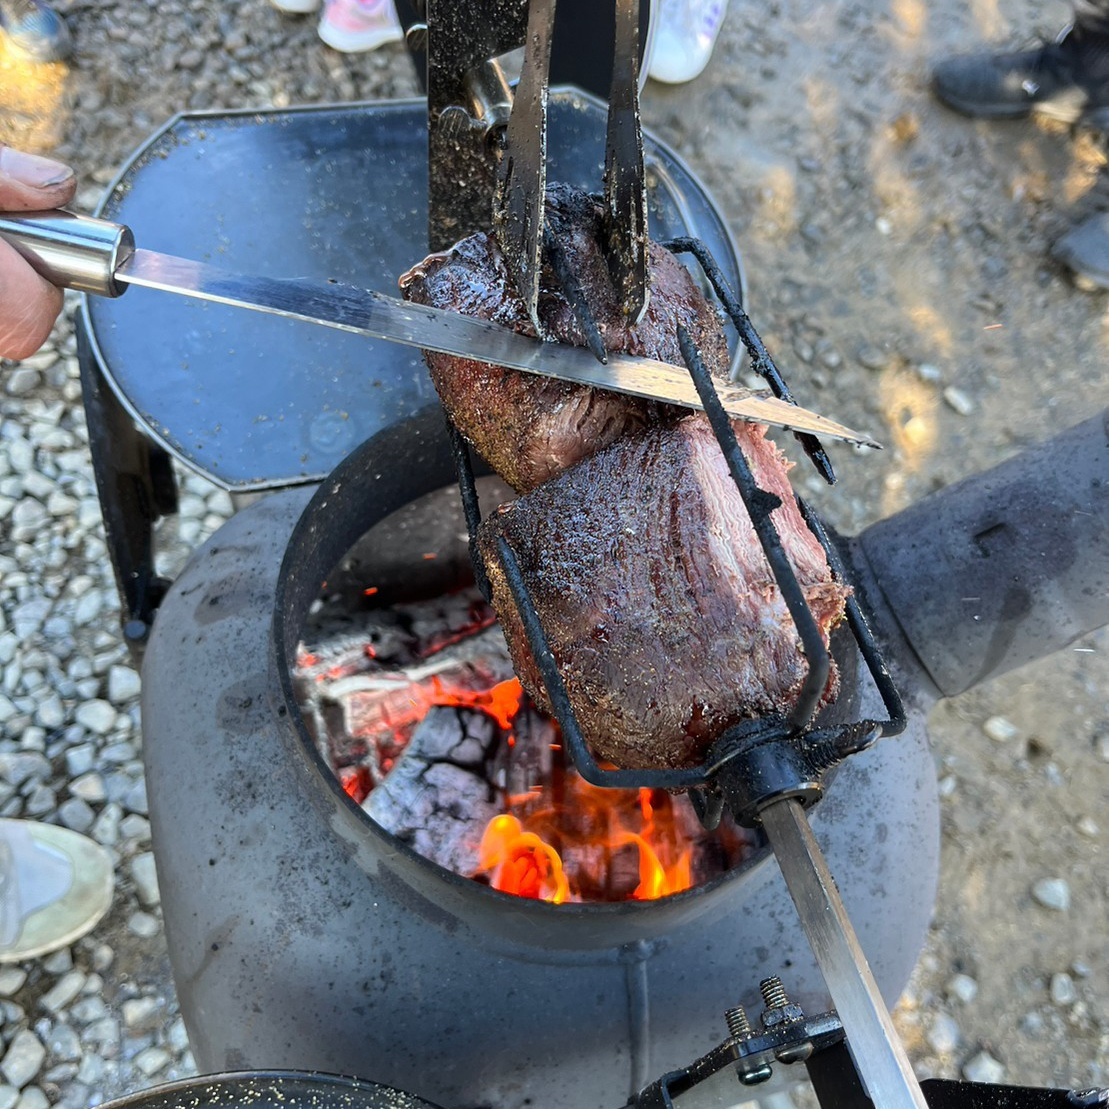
[446,235,906,828]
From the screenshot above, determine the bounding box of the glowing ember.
[431,676,523,730]
[297,588,754,904]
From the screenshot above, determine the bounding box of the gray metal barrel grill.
[69,93,1109,1109]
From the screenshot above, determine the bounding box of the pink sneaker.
[318,0,402,53]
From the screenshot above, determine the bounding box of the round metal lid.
[95,1072,445,1109]
[84,93,744,492]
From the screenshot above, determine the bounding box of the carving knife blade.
[0,209,881,447]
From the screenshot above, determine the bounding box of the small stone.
[962,1050,1005,1084]
[982,716,1018,743]
[73,700,117,736]
[1020,1012,1045,1035]
[946,973,978,1004]
[22,784,55,817]
[68,997,109,1025]
[15,1087,49,1109]
[0,752,50,788]
[856,343,889,371]
[1097,733,1109,762]
[80,1016,119,1054]
[89,944,114,973]
[917,362,943,383]
[56,797,95,834]
[926,1011,961,1054]
[39,970,86,1014]
[90,803,121,847]
[107,665,141,704]
[74,1054,104,1086]
[1050,973,1078,1006]
[121,996,162,1032]
[33,695,65,730]
[130,852,160,906]
[40,948,72,974]
[63,744,97,778]
[943,386,975,416]
[123,777,148,815]
[133,1046,171,1078]
[44,1024,80,1063]
[875,216,892,235]
[166,1017,190,1054]
[0,968,27,997]
[0,1087,20,1109]
[69,772,106,804]
[1031,877,1071,911]
[127,911,160,938]
[119,813,150,843]
[1,1029,46,1088]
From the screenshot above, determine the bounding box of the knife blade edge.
[116,248,880,448]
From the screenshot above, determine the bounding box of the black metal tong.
[493,0,650,337]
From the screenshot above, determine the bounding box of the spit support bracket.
[627,1007,1109,1109]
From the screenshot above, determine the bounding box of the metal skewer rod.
[758,797,928,1109]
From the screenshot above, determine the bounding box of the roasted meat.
[400,183,848,771]
[477,417,849,770]
[399,183,730,492]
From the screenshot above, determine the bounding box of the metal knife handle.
[0,209,134,298]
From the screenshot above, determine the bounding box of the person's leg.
[0,0,71,64]
[932,3,1109,126]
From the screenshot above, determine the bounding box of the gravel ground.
[0,1,1106,1108]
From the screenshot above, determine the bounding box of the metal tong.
[493,0,650,344]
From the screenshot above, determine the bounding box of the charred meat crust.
[399,183,730,492]
[478,418,849,771]
[401,183,848,772]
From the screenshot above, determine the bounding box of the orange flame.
[479,814,571,903]
[474,781,696,904]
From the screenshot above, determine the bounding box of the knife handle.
[0,209,133,298]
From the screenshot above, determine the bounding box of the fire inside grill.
[295,587,758,903]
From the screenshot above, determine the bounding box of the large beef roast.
[400,184,849,771]
[399,183,729,492]
[477,417,849,770]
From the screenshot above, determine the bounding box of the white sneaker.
[0,820,114,963]
[318,0,402,53]
[269,0,322,14]
[647,0,728,85]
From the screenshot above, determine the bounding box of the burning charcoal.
[364,707,501,876]
[400,183,730,492]
[478,417,849,771]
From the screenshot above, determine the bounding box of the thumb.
[0,145,77,211]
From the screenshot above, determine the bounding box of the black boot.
[1051,211,1109,289]
[932,24,1109,127]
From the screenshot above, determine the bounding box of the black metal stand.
[76,314,176,660]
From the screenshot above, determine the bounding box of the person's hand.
[0,145,77,361]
